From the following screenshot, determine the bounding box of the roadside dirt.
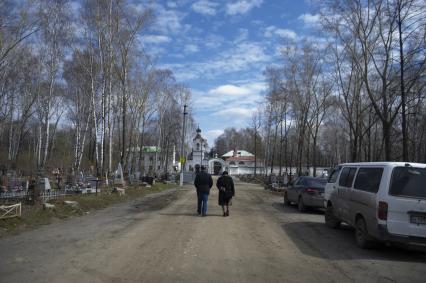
[0,180,425,283]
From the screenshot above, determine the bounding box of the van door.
[324,166,341,207]
[337,167,358,223]
[350,167,384,236]
[386,166,426,237]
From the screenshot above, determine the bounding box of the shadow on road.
[158,213,224,217]
[282,221,426,262]
[271,202,325,215]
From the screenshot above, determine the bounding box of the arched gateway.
[208,158,227,175]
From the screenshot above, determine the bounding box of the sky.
[141,0,321,145]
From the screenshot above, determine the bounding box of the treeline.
[0,0,194,176]
[215,0,426,176]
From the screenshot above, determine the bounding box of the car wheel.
[325,205,341,229]
[355,217,375,249]
[284,192,291,206]
[297,196,306,212]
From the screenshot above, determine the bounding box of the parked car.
[284,176,327,211]
[324,162,426,249]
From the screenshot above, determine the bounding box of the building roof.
[222,150,254,158]
[193,127,207,142]
[227,156,255,161]
[142,146,161,153]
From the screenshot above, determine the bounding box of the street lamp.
[179,104,188,187]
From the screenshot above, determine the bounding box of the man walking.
[194,165,213,216]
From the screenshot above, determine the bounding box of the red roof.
[227,156,255,161]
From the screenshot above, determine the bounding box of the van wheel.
[284,193,290,206]
[355,218,375,249]
[298,196,306,212]
[325,205,340,229]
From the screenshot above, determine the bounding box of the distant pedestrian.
[216,171,235,217]
[194,165,213,216]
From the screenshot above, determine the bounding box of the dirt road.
[1,179,425,283]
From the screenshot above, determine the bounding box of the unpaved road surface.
[1,180,425,283]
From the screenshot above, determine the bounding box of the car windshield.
[306,178,327,188]
[390,167,426,199]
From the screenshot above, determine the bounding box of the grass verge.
[0,183,176,237]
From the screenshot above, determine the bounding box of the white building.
[222,149,262,175]
[185,128,264,176]
[185,127,210,172]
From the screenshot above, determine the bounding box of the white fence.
[0,203,21,219]
[40,190,72,203]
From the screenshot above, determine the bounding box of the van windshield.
[390,167,426,199]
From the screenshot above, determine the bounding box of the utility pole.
[179,104,188,187]
[200,140,203,167]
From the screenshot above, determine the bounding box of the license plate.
[410,215,426,225]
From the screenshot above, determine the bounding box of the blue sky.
[140,0,321,145]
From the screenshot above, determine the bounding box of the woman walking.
[216,171,235,217]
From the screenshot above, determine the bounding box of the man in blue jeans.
[194,166,213,216]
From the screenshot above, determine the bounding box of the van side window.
[338,168,350,186]
[339,167,357,188]
[328,166,341,183]
[354,168,383,193]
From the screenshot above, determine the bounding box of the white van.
[324,162,426,249]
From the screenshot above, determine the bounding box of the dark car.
[284,176,327,212]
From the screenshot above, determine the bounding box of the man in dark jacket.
[194,165,213,216]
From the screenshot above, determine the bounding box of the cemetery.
[0,162,177,236]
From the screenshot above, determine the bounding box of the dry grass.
[0,183,176,237]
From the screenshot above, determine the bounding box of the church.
[185,127,210,172]
[185,127,262,176]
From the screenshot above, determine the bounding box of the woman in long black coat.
[216,171,235,217]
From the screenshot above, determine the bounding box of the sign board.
[180,157,186,164]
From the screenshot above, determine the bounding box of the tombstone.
[87,176,99,192]
[140,176,154,186]
[27,179,37,205]
[114,163,125,186]
[283,173,289,186]
[38,177,51,191]
[66,171,77,186]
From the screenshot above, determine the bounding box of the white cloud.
[191,81,266,144]
[196,81,266,109]
[298,13,320,27]
[234,28,249,43]
[167,1,177,8]
[163,41,271,81]
[144,35,171,44]
[192,0,219,16]
[226,0,263,16]
[204,34,224,49]
[150,3,187,35]
[184,44,199,53]
[204,129,225,142]
[209,85,251,96]
[264,26,297,40]
[214,107,256,118]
